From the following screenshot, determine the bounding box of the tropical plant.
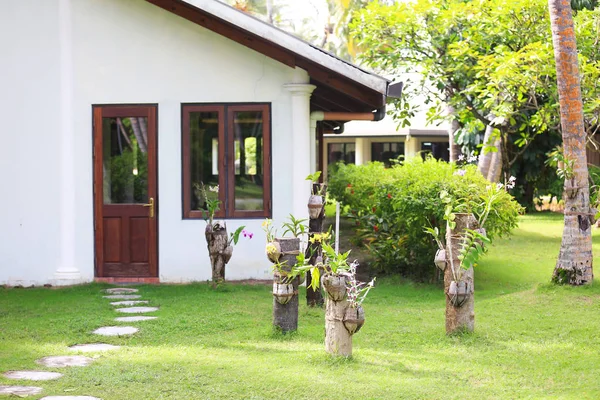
[548,0,594,285]
[281,214,308,238]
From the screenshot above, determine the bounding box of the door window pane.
[189,111,220,212]
[233,111,264,211]
[103,117,148,204]
[327,143,355,166]
[421,142,450,162]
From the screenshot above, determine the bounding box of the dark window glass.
[327,143,355,166]
[232,111,264,211]
[421,142,450,162]
[102,117,148,204]
[371,142,404,167]
[189,111,219,212]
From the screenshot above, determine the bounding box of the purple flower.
[454,169,466,176]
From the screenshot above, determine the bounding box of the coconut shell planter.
[307,194,324,219]
[322,274,347,301]
[447,280,470,307]
[434,249,446,271]
[272,281,295,305]
[343,306,365,335]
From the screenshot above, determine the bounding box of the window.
[371,142,404,167]
[421,142,450,162]
[327,142,355,166]
[182,104,271,219]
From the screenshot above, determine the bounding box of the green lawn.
[2,213,600,399]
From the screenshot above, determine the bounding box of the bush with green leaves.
[328,158,523,280]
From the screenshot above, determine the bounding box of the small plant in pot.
[306,171,325,219]
[342,261,375,335]
[197,183,251,287]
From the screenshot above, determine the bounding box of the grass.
[2,213,600,399]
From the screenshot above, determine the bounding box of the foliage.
[345,261,376,309]
[281,214,308,238]
[328,158,523,280]
[351,0,600,206]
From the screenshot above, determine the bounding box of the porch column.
[283,82,316,219]
[405,135,420,159]
[54,0,81,284]
[355,138,366,165]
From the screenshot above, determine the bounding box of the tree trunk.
[444,213,477,334]
[206,223,232,287]
[486,136,503,183]
[324,277,352,357]
[548,0,594,285]
[307,184,326,307]
[447,105,461,162]
[272,237,300,332]
[478,123,495,178]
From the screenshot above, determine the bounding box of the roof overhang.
[145,0,392,124]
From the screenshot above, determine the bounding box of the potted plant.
[197,183,251,287]
[342,261,375,335]
[306,171,325,219]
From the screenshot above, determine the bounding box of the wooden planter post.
[306,183,326,307]
[272,237,300,332]
[205,222,233,287]
[444,213,477,334]
[324,275,352,357]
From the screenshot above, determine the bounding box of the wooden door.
[93,105,158,278]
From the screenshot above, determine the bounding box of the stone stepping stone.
[115,306,158,314]
[103,294,141,300]
[68,344,120,353]
[3,371,63,381]
[93,326,138,336]
[110,300,149,306]
[105,288,138,294]
[0,385,43,396]
[36,356,93,368]
[40,397,101,399]
[115,316,157,322]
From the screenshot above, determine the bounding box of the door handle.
[143,197,155,218]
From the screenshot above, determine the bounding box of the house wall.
[1,0,302,285]
[0,1,64,286]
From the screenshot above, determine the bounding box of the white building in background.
[322,110,450,178]
[0,0,393,286]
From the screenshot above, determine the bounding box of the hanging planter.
[322,274,347,301]
[447,280,470,307]
[273,281,295,305]
[343,305,365,335]
[434,249,446,271]
[265,241,282,264]
[308,195,324,219]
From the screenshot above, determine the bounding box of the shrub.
[328,157,523,280]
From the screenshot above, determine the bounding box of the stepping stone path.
[1,286,158,398]
[68,344,120,352]
[3,371,63,380]
[105,288,138,294]
[103,294,141,300]
[37,356,93,368]
[115,316,157,322]
[0,385,43,396]
[40,397,102,399]
[93,326,139,336]
[110,300,149,306]
[115,306,158,314]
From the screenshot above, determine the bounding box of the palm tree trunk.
[478,123,495,177]
[446,105,461,162]
[548,0,593,285]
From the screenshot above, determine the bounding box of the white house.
[0,0,393,286]
[322,108,450,178]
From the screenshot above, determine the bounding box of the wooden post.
[272,237,300,333]
[205,222,232,287]
[444,213,477,334]
[306,183,326,307]
[324,275,352,357]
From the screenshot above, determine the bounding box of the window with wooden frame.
[182,103,272,219]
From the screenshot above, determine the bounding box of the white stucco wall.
[1,0,304,285]
[0,1,64,286]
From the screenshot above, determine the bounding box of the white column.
[355,138,365,165]
[283,82,316,220]
[405,135,420,159]
[54,0,81,284]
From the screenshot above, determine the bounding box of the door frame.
[92,104,159,278]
